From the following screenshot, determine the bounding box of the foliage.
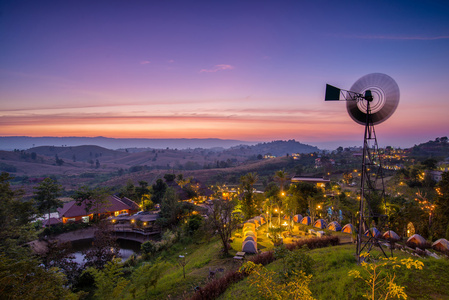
[82,223,120,269]
[0,172,36,256]
[274,245,314,280]
[185,214,204,236]
[129,259,172,298]
[33,177,63,220]
[190,270,245,300]
[239,261,315,300]
[0,254,77,300]
[239,172,259,219]
[206,199,240,255]
[158,188,182,227]
[72,185,111,217]
[349,252,424,300]
[151,178,168,204]
[86,258,129,300]
[141,240,158,257]
[268,226,283,245]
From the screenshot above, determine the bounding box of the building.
[58,195,140,224]
[290,176,330,188]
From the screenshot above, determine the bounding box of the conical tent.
[301,216,311,225]
[432,238,449,252]
[342,223,356,234]
[293,214,303,223]
[242,240,257,253]
[382,230,400,241]
[327,221,342,231]
[314,219,327,229]
[283,215,289,220]
[364,228,381,238]
[406,234,427,248]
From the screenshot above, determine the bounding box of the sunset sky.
[1,1,449,149]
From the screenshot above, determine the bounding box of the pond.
[71,238,143,265]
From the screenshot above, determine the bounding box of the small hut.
[432,238,449,253]
[382,230,400,241]
[406,234,427,248]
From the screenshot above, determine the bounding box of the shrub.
[190,270,245,300]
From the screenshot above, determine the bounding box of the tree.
[83,223,120,269]
[240,172,259,219]
[207,199,240,255]
[349,253,423,300]
[274,170,288,193]
[135,180,149,204]
[87,258,130,300]
[129,259,172,298]
[34,178,63,221]
[151,179,168,204]
[72,186,110,221]
[0,172,36,256]
[240,261,315,300]
[158,188,182,227]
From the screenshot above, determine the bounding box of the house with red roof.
[58,195,140,224]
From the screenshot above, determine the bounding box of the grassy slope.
[218,244,449,300]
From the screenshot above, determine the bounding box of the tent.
[406,234,427,248]
[432,238,449,252]
[243,236,256,243]
[259,216,266,224]
[382,230,400,241]
[283,215,289,220]
[342,223,356,234]
[327,221,342,231]
[242,240,257,253]
[293,214,303,223]
[243,231,256,239]
[364,228,381,238]
[314,219,327,229]
[243,223,256,230]
[301,216,312,225]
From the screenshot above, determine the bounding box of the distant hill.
[0,136,257,151]
[226,140,319,157]
[410,137,449,158]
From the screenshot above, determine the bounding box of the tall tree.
[207,199,240,255]
[274,170,288,194]
[34,177,63,221]
[135,180,149,204]
[151,179,167,204]
[240,172,259,219]
[158,188,182,227]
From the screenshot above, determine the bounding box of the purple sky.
[1,0,448,149]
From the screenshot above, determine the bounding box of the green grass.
[218,244,449,300]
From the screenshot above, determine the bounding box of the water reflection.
[71,239,141,265]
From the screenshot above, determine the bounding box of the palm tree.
[240,172,259,219]
[274,170,288,194]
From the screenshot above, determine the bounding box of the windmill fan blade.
[346,73,400,125]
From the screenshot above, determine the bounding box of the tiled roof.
[58,195,138,218]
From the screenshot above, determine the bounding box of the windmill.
[325,73,400,262]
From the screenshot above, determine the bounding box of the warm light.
[274,208,278,212]
[317,205,321,209]
[143,222,147,226]
[281,192,285,196]
[131,219,135,223]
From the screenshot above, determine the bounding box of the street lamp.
[178,254,187,279]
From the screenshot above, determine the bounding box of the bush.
[190,270,245,300]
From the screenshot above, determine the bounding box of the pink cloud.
[200,64,235,73]
[140,60,151,65]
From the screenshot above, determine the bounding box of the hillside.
[410,137,449,158]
